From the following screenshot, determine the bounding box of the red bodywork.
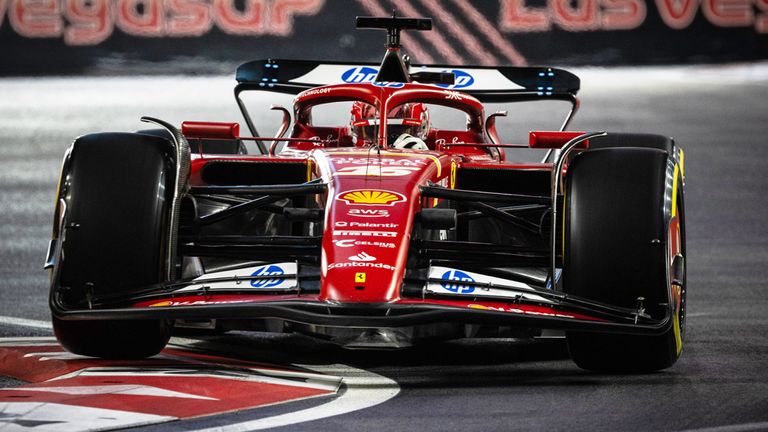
[189,85,521,301]
[45,17,682,361]
[99,72,681,342]
[44,66,678,345]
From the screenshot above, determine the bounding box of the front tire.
[563,141,686,373]
[53,317,172,359]
[50,133,176,358]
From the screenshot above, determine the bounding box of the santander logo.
[348,252,376,262]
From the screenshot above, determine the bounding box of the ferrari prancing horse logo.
[336,189,406,206]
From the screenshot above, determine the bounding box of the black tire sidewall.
[51,133,176,358]
[563,144,682,372]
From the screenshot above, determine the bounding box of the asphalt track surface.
[1,64,768,431]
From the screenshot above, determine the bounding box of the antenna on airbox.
[355,11,432,83]
[355,12,454,86]
[356,10,432,49]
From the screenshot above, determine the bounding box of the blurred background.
[1,0,766,75]
[2,5,768,430]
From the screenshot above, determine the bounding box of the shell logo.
[336,189,406,206]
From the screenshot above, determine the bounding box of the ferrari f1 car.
[46,15,686,372]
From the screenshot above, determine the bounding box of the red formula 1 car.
[46,15,686,372]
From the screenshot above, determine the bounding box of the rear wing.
[234,59,580,145]
[235,59,580,102]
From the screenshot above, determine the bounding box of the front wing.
[51,286,673,337]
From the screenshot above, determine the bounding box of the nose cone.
[322,217,405,303]
[317,150,443,303]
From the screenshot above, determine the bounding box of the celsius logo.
[436,70,474,89]
[333,239,396,249]
[250,265,285,288]
[342,66,378,83]
[440,270,475,294]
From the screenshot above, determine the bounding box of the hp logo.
[440,270,475,294]
[372,81,405,88]
[250,265,285,288]
[342,66,378,83]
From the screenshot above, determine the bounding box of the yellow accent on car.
[671,157,683,355]
[342,190,401,205]
[679,148,685,180]
[149,301,173,307]
[450,161,457,189]
[331,151,442,176]
[355,272,366,283]
[673,285,683,355]
[671,164,679,217]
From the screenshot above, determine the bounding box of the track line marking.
[0,316,52,329]
[679,422,768,432]
[1,336,399,430]
[0,402,175,431]
[11,384,218,400]
[0,337,58,346]
[188,364,400,432]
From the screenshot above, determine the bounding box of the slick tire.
[53,317,172,359]
[587,132,674,153]
[50,132,175,359]
[563,143,686,373]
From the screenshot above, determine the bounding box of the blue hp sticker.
[436,70,474,89]
[440,270,475,294]
[371,81,405,88]
[342,66,378,83]
[250,265,285,288]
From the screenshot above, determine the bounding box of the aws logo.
[348,209,389,218]
[336,189,406,206]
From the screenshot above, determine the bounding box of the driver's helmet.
[350,102,430,146]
